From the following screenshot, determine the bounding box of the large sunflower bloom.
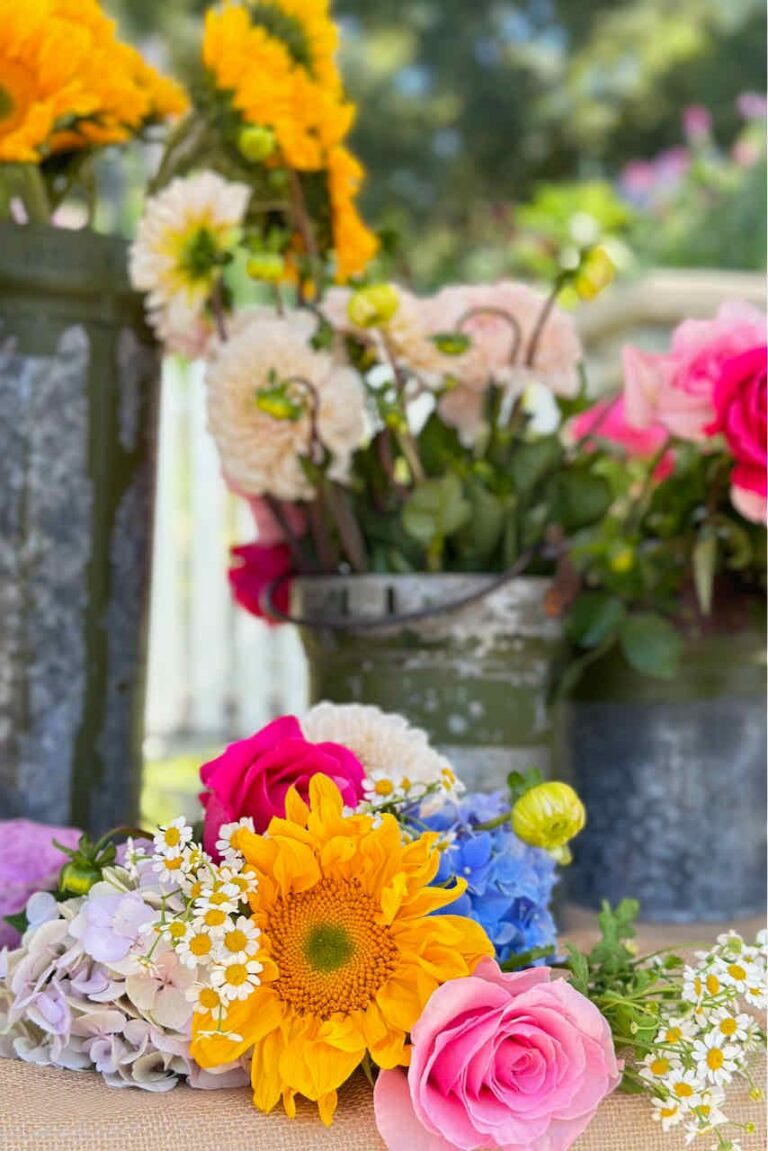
[191,774,492,1124]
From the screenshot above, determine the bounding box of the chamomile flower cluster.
[642,931,766,1148]
[143,818,264,1019]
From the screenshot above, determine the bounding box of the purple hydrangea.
[0,820,81,949]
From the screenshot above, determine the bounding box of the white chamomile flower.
[666,1069,705,1110]
[159,918,190,947]
[177,922,217,968]
[651,1096,683,1131]
[709,1008,753,1045]
[691,1032,740,1087]
[220,867,259,900]
[210,956,263,1002]
[715,954,759,993]
[152,847,190,882]
[153,817,193,856]
[640,1052,680,1084]
[362,772,412,805]
[659,1017,696,1048]
[193,905,234,936]
[742,979,768,1010]
[215,916,261,964]
[187,984,225,1015]
[216,818,255,863]
[683,965,723,1006]
[194,888,239,917]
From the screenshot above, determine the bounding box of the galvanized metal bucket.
[0,223,159,834]
[292,574,563,791]
[556,622,767,922]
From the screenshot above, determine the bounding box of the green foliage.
[402,474,472,566]
[618,614,682,679]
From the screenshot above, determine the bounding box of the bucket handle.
[259,545,548,631]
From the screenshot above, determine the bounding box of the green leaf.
[551,471,613,531]
[619,614,682,680]
[564,944,590,995]
[3,910,28,935]
[454,481,505,564]
[417,412,464,476]
[510,437,563,496]
[402,474,471,551]
[566,592,625,649]
[693,531,718,615]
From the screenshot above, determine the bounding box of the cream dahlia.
[302,702,463,806]
[206,311,368,500]
[129,171,251,356]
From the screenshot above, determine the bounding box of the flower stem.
[525,275,567,367]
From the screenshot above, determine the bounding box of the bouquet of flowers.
[1,704,765,1150]
[562,302,766,684]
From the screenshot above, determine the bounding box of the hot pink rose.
[568,395,674,480]
[705,345,767,523]
[228,542,293,624]
[374,959,621,1151]
[199,716,366,853]
[623,302,766,441]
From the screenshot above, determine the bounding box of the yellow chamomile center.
[707,1047,725,1071]
[728,963,747,981]
[223,928,249,954]
[198,987,221,1011]
[167,920,187,941]
[190,933,213,958]
[674,1082,695,1099]
[650,1058,670,1076]
[164,827,181,848]
[204,908,228,928]
[719,1017,738,1037]
[267,877,398,1018]
[706,974,721,995]
[374,779,394,798]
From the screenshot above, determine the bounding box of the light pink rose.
[199,716,366,853]
[623,302,766,441]
[374,959,621,1151]
[568,395,674,481]
[705,344,767,523]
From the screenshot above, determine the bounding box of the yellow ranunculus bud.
[347,283,400,329]
[609,545,635,574]
[238,124,276,163]
[512,782,586,864]
[574,246,615,301]
[246,253,287,282]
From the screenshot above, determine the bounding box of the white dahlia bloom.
[302,702,464,805]
[129,171,250,356]
[206,311,368,501]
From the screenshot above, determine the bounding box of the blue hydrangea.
[416,791,558,964]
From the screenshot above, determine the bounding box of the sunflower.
[191,774,493,1124]
[0,0,185,163]
[0,0,95,162]
[327,144,379,280]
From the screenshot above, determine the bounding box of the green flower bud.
[512,781,586,864]
[431,332,472,356]
[59,861,102,897]
[254,383,304,422]
[573,246,615,301]
[247,253,287,283]
[238,124,276,163]
[347,283,400,329]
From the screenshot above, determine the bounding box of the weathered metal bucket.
[556,621,767,922]
[0,223,159,834]
[292,574,564,791]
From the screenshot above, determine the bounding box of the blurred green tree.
[106,0,766,283]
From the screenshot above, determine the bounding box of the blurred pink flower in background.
[623,302,766,441]
[682,104,712,142]
[228,542,294,624]
[705,344,767,524]
[737,91,768,120]
[245,496,307,548]
[0,820,81,948]
[568,395,674,480]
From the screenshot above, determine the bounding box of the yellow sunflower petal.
[251,1027,287,1114]
[318,1090,338,1127]
[284,784,310,826]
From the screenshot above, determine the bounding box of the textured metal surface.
[557,635,767,923]
[294,575,564,791]
[0,229,158,833]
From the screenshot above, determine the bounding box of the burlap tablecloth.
[1,914,764,1151]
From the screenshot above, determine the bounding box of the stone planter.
[556,619,767,922]
[0,223,159,834]
[292,574,563,791]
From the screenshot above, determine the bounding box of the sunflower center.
[267,876,398,1018]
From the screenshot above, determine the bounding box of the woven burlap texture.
[0,1056,765,1151]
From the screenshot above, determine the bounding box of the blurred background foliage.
[107,0,767,286]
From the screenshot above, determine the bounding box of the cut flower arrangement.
[1,704,766,1151]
